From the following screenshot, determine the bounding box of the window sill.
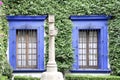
[13,69,46,73]
[70,69,111,73]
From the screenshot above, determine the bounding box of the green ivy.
[0,75,8,80]
[65,75,120,80]
[0,3,13,80]
[14,76,40,80]
[1,0,120,76]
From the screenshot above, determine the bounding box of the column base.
[41,72,64,80]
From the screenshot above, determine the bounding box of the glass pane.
[21,49,26,55]
[17,55,22,60]
[79,61,82,65]
[94,61,97,65]
[78,49,82,54]
[83,55,86,59]
[82,61,87,66]
[79,55,82,60]
[93,43,97,48]
[93,37,97,42]
[22,43,26,48]
[21,55,26,60]
[89,31,94,36]
[32,61,36,66]
[28,43,32,48]
[28,61,32,66]
[22,60,26,66]
[18,61,21,66]
[17,43,22,48]
[17,49,21,54]
[89,61,93,66]
[89,55,92,60]
[32,49,37,54]
[89,49,93,54]
[94,31,97,36]
[33,43,37,48]
[93,49,97,54]
[28,55,32,60]
[32,55,36,60]
[89,43,93,48]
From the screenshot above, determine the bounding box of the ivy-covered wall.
[0,2,12,79]
[1,0,120,76]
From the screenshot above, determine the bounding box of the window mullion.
[96,30,98,68]
[26,30,28,68]
[31,30,33,68]
[21,30,23,68]
[86,31,89,68]
[16,31,19,68]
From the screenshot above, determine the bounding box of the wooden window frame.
[16,30,37,69]
[79,30,98,69]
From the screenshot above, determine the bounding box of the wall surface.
[1,0,120,76]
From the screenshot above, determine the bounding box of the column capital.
[48,15,55,23]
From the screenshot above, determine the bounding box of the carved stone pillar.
[41,15,64,80]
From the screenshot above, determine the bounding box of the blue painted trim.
[69,15,111,21]
[37,25,44,70]
[72,27,79,69]
[98,30,101,69]
[9,29,16,69]
[70,15,110,73]
[100,26,104,69]
[7,15,47,21]
[103,25,108,69]
[37,28,41,70]
[7,15,47,71]
[70,69,111,73]
[40,25,45,70]
[13,70,46,73]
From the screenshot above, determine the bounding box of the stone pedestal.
[41,15,64,80]
[41,72,63,80]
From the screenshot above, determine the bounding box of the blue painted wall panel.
[98,30,101,69]
[38,25,44,70]
[103,25,108,69]
[70,15,111,73]
[72,27,78,69]
[7,15,47,72]
[9,29,16,69]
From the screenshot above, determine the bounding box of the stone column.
[47,15,57,72]
[41,15,64,80]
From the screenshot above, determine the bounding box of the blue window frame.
[69,15,111,73]
[7,15,47,72]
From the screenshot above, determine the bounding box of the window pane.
[17,55,21,60]
[32,55,37,60]
[78,30,98,69]
[21,49,26,55]
[18,61,21,66]
[82,61,87,66]
[22,60,26,66]
[16,30,37,69]
[28,55,32,60]
[89,61,93,66]
[21,55,26,60]
[32,61,36,66]
[28,61,32,66]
